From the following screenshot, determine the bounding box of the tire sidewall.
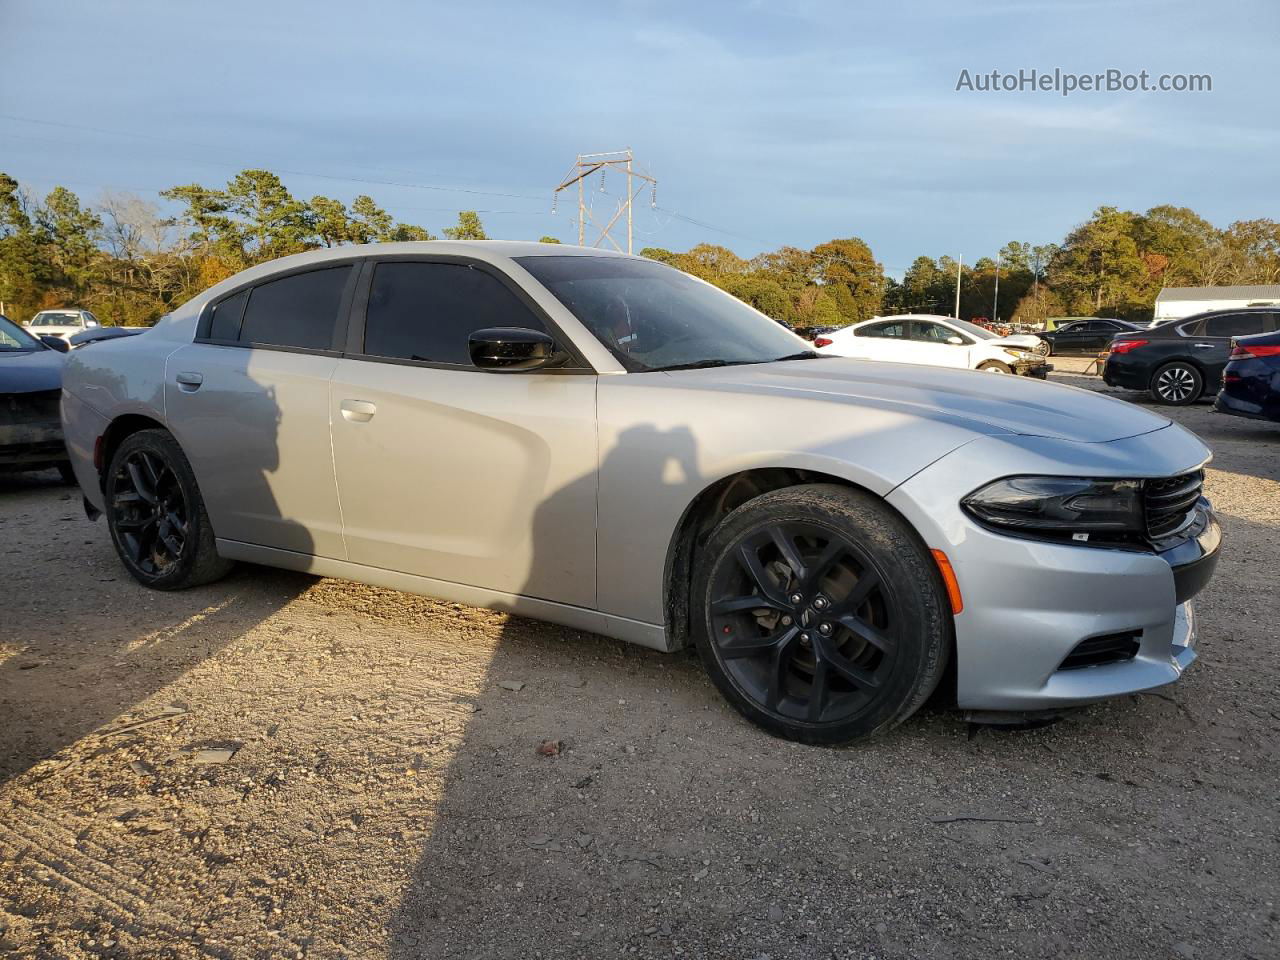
[1151,362,1202,405]
[105,430,208,589]
[690,485,949,745]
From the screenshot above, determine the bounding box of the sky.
[1,0,1276,277]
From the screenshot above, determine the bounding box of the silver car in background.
[61,242,1221,744]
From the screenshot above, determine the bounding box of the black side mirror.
[40,335,70,353]
[469,327,566,373]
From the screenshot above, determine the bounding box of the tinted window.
[913,321,967,343]
[239,266,350,350]
[209,289,249,341]
[364,262,545,365]
[856,321,908,339]
[1202,313,1270,338]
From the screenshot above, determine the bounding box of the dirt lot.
[2,365,1278,960]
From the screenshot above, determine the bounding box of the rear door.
[845,319,911,362]
[1191,312,1277,390]
[328,257,598,607]
[165,263,355,559]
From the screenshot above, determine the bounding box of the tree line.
[1,167,1277,329]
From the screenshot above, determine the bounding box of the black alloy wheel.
[692,485,950,744]
[105,429,232,589]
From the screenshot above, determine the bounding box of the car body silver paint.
[61,241,1212,705]
[885,424,1209,708]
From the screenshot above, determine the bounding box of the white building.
[1153,284,1280,323]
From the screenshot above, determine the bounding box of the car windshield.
[31,311,80,326]
[515,255,814,372]
[0,315,43,351]
[945,318,998,341]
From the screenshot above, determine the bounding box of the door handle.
[340,399,377,423]
[175,371,203,392]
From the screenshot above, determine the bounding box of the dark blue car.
[1214,330,1280,423]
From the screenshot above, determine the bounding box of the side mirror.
[469,327,565,373]
[946,336,964,345]
[40,335,70,353]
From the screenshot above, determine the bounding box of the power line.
[0,113,547,202]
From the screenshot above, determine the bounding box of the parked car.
[0,314,74,481]
[1104,307,1279,405]
[1213,330,1280,423]
[63,242,1219,745]
[25,308,103,342]
[814,314,1050,377]
[1034,318,1143,356]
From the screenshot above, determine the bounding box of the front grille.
[1144,470,1204,540]
[1058,630,1142,671]
[1,389,61,426]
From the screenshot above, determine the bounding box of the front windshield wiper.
[654,359,744,372]
[770,350,823,362]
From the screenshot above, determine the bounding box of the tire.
[104,429,233,590]
[691,484,951,745]
[1037,340,1052,357]
[56,461,77,485]
[1149,362,1203,405]
[977,360,1012,374]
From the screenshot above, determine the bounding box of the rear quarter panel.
[61,330,183,505]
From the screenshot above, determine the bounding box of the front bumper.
[1014,358,1052,379]
[0,395,66,470]
[887,428,1218,711]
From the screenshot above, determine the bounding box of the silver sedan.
[61,242,1221,744]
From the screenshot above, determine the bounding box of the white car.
[815,314,1050,377]
[25,309,102,343]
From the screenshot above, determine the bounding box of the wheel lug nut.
[789,593,803,604]
[781,615,793,626]
[813,596,829,610]
[799,632,811,644]
[818,623,833,636]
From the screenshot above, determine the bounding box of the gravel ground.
[2,366,1277,959]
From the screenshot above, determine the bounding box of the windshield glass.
[515,256,811,372]
[0,315,42,351]
[947,318,997,340]
[31,311,80,326]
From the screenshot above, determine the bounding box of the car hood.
[987,334,1041,350]
[0,348,65,392]
[665,357,1171,443]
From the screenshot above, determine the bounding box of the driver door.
[907,320,972,368]
[328,258,598,608]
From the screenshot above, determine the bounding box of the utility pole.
[953,255,963,319]
[992,258,1000,325]
[553,149,656,254]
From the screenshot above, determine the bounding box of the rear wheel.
[1037,340,1052,357]
[105,429,233,590]
[977,360,1012,374]
[1150,362,1203,405]
[691,484,950,745]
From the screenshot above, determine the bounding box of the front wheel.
[691,484,951,745]
[1036,340,1052,357]
[977,360,1012,374]
[105,429,233,590]
[1150,362,1203,405]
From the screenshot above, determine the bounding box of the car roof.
[1177,305,1278,321]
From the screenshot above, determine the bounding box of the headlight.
[962,476,1144,541]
